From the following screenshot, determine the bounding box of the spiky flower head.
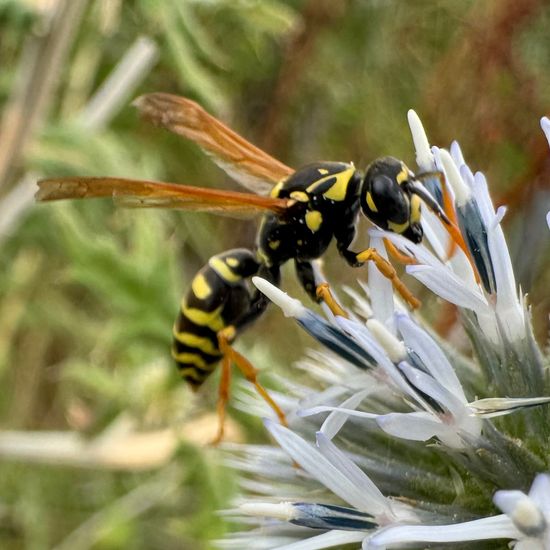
[218,112,550,550]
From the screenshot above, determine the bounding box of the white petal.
[376,411,445,441]
[540,116,550,148]
[494,490,546,536]
[336,317,421,401]
[513,539,545,550]
[369,514,520,546]
[298,405,379,421]
[398,362,465,417]
[420,208,450,261]
[450,140,465,169]
[436,147,471,206]
[316,432,389,515]
[369,236,395,327]
[529,474,550,513]
[240,501,296,521]
[407,110,435,172]
[265,420,387,515]
[406,264,488,311]
[366,319,406,363]
[252,277,305,318]
[274,530,367,550]
[396,314,466,402]
[320,388,377,440]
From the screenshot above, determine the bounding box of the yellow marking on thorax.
[290,191,309,202]
[270,179,285,198]
[209,256,241,283]
[388,219,410,234]
[306,165,355,202]
[318,168,329,175]
[191,273,212,300]
[366,191,378,213]
[181,301,226,332]
[305,210,323,232]
[225,257,239,268]
[173,328,221,356]
[268,240,280,250]
[410,194,421,224]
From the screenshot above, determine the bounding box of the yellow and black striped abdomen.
[172,263,228,389]
[172,249,261,390]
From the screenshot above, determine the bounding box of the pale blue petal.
[494,489,546,537]
[540,116,550,147]
[529,474,550,513]
[298,405,380,421]
[265,420,387,515]
[368,235,395,327]
[396,314,466,402]
[398,362,465,417]
[406,264,487,311]
[316,433,389,515]
[320,388,377,440]
[274,529,366,550]
[375,411,445,441]
[368,515,520,546]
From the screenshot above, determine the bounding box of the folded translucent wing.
[133,93,294,195]
[36,176,290,217]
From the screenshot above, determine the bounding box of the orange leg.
[384,238,418,266]
[216,328,288,437]
[211,352,232,446]
[356,248,421,309]
[316,282,349,318]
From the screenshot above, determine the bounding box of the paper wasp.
[36,93,469,443]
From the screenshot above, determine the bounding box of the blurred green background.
[1,0,549,548]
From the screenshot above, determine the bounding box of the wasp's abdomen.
[171,266,227,390]
[172,309,224,390]
[171,249,260,390]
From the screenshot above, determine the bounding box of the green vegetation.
[0,1,549,548]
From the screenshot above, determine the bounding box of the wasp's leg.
[294,258,348,318]
[217,326,287,428]
[383,238,418,265]
[355,248,421,309]
[211,351,232,446]
[294,258,318,302]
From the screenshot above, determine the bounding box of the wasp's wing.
[36,177,290,217]
[133,93,294,195]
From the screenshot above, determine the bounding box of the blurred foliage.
[0,0,549,548]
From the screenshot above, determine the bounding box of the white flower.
[370,473,550,549]
[218,112,550,550]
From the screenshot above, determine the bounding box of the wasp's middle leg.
[294,258,348,318]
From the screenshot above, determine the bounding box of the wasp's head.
[361,156,423,244]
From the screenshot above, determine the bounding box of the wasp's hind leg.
[211,263,286,444]
[211,349,232,445]
[294,259,348,318]
[216,325,287,431]
[354,248,421,309]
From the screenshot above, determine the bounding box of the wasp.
[36,93,470,443]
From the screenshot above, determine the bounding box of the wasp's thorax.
[360,156,423,244]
